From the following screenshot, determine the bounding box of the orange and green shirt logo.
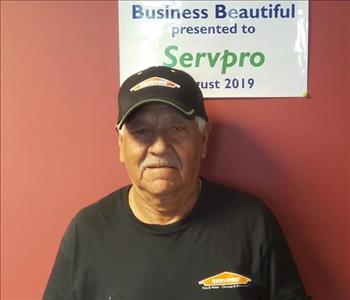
[199,271,251,288]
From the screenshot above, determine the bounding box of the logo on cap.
[130,76,180,92]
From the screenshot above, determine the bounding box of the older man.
[43,66,310,300]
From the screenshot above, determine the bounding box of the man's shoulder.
[203,178,265,206]
[73,185,130,226]
[200,179,281,242]
[201,178,272,221]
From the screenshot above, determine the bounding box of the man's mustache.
[140,156,181,171]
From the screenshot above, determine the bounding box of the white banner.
[119,1,309,98]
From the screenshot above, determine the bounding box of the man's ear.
[201,121,211,159]
[116,127,125,163]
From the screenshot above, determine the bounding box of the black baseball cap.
[117,66,208,129]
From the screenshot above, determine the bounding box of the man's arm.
[261,206,311,300]
[42,218,76,300]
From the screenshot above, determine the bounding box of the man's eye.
[171,125,184,132]
[134,128,152,135]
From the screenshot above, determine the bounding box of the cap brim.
[117,99,195,129]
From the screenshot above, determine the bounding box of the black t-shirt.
[43,179,310,300]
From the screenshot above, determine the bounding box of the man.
[43,66,310,300]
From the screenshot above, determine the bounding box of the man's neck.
[128,179,201,225]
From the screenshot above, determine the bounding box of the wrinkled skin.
[118,103,210,199]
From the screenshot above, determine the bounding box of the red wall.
[1,1,349,299]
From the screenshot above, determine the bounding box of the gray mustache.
[140,156,181,171]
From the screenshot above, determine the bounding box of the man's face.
[118,104,210,196]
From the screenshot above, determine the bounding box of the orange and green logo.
[130,76,180,91]
[198,271,251,287]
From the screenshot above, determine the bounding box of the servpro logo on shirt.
[198,271,251,289]
[130,76,180,91]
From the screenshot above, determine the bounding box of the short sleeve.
[261,206,311,300]
[42,218,76,300]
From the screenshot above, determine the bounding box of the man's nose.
[148,134,170,155]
